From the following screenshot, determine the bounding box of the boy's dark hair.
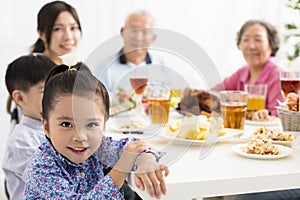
[5,54,56,114]
[42,62,110,122]
[5,54,55,95]
[31,1,82,53]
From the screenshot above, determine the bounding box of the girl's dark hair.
[31,1,82,53]
[236,20,280,57]
[5,54,56,114]
[42,63,110,122]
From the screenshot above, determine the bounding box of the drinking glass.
[220,90,248,130]
[280,71,300,99]
[148,84,171,124]
[244,84,267,111]
[130,77,148,117]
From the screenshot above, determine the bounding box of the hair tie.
[68,67,77,71]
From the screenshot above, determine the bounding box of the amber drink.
[281,80,300,98]
[221,103,247,130]
[149,98,170,124]
[148,84,171,124]
[280,71,300,98]
[220,91,248,130]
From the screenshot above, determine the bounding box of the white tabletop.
[106,113,300,200]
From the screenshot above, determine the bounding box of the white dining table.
[105,112,300,200]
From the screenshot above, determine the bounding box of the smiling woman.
[5,1,84,131]
[31,0,82,65]
[212,20,284,117]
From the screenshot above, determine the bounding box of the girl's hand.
[110,140,149,189]
[134,153,170,199]
[125,140,149,155]
[114,140,149,173]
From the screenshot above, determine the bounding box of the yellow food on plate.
[166,115,225,140]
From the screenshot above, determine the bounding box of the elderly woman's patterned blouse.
[23,136,135,199]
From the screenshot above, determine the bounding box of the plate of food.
[245,109,280,126]
[245,118,280,126]
[232,143,292,160]
[244,127,296,147]
[162,128,243,145]
[161,115,243,145]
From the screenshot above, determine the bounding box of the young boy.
[2,54,55,200]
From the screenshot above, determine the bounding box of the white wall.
[0,0,295,197]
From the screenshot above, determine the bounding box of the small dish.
[245,117,280,126]
[241,130,298,147]
[232,143,292,160]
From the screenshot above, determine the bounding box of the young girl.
[24,63,169,199]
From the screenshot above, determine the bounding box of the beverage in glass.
[280,71,300,98]
[130,77,148,117]
[149,98,170,124]
[244,84,267,111]
[148,84,171,124]
[130,78,148,95]
[220,91,248,130]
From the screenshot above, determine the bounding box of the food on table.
[165,115,225,140]
[286,92,299,111]
[177,88,220,115]
[120,119,146,129]
[246,109,273,121]
[242,136,280,155]
[200,110,220,117]
[251,127,294,141]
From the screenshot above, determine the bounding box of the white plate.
[160,128,243,145]
[245,117,280,126]
[111,124,146,134]
[232,144,292,160]
[270,140,293,147]
[240,130,298,147]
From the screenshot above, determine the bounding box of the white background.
[0,0,297,198]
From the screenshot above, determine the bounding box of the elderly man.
[101,10,165,93]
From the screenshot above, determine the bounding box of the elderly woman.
[213,20,284,116]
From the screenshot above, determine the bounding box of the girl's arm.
[97,136,138,167]
[109,140,149,189]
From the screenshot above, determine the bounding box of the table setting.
[105,79,300,199]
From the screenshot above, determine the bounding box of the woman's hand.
[134,153,170,199]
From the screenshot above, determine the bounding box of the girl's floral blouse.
[23,136,135,200]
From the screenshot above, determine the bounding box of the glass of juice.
[220,90,248,130]
[244,84,267,111]
[148,84,171,124]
